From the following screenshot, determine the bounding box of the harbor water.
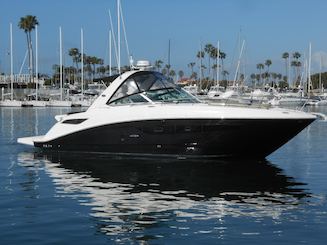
[1,107,327,244]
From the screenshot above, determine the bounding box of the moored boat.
[18,62,317,158]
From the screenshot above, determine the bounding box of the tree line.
[154,43,228,89]
[16,15,327,90]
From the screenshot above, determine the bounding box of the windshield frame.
[106,71,200,105]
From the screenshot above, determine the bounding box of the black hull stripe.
[35,118,315,158]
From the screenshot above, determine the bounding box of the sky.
[1,0,327,78]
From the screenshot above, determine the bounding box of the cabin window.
[109,78,139,102]
[111,94,148,105]
[62,119,87,124]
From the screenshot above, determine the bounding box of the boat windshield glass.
[107,71,199,105]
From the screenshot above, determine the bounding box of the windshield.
[107,71,199,105]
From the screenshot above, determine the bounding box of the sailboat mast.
[217,41,220,87]
[35,24,38,101]
[199,43,202,93]
[168,39,171,75]
[10,23,13,101]
[119,2,130,63]
[59,26,63,101]
[319,55,322,92]
[288,52,291,88]
[233,40,245,87]
[109,30,112,76]
[117,0,121,73]
[308,42,312,95]
[108,9,119,71]
[81,28,84,95]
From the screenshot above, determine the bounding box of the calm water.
[1,107,327,244]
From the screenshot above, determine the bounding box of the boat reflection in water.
[18,152,309,242]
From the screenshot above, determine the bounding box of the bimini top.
[88,70,199,109]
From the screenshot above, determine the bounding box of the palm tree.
[188,62,195,74]
[154,60,163,72]
[86,56,104,79]
[271,72,277,87]
[196,51,205,59]
[291,60,297,87]
[52,64,60,84]
[264,59,272,83]
[222,70,229,82]
[293,52,301,60]
[219,51,226,78]
[68,48,81,70]
[255,74,261,85]
[178,70,184,80]
[256,63,264,85]
[169,69,176,79]
[18,15,39,82]
[265,59,272,73]
[165,64,171,72]
[291,61,302,87]
[64,66,77,85]
[197,51,205,87]
[190,72,197,80]
[250,73,256,88]
[96,58,104,74]
[292,52,301,87]
[97,65,106,77]
[212,64,218,80]
[282,52,289,85]
[204,43,214,77]
[161,68,168,76]
[292,60,302,86]
[68,48,81,83]
[277,73,282,81]
[84,64,93,82]
[210,47,219,80]
[200,65,207,80]
[84,56,92,79]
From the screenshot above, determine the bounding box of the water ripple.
[15,151,314,242]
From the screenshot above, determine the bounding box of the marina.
[1,106,327,244]
[1,0,327,244]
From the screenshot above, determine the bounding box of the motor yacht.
[18,62,316,158]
